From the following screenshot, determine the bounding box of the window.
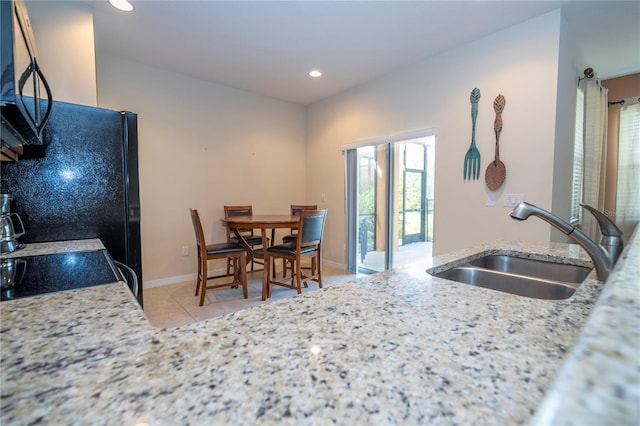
[570,84,585,225]
[615,101,640,240]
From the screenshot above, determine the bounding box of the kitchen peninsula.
[1,231,638,425]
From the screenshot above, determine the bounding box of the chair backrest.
[297,209,327,250]
[224,205,254,239]
[189,208,205,248]
[225,205,253,217]
[290,204,318,233]
[291,204,318,216]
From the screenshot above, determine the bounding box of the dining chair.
[281,204,318,276]
[224,205,266,273]
[282,204,319,243]
[263,209,327,300]
[190,208,248,306]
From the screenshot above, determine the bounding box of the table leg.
[232,228,253,266]
[262,228,270,300]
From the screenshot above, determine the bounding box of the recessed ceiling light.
[309,70,322,78]
[109,0,134,12]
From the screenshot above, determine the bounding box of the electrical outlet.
[321,193,327,202]
[486,193,496,207]
[182,246,189,256]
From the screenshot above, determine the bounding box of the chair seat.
[205,241,246,255]
[268,242,318,256]
[230,235,264,245]
[282,234,297,242]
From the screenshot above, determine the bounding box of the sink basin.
[429,254,593,300]
[468,255,592,284]
[432,266,577,300]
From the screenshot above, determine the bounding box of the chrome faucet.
[509,202,623,281]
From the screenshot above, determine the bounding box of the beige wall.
[306,10,563,260]
[29,1,97,106]
[27,3,615,283]
[95,54,306,284]
[26,1,307,286]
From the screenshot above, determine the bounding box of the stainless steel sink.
[433,266,577,300]
[429,254,593,300]
[468,255,592,284]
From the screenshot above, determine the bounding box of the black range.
[1,250,121,302]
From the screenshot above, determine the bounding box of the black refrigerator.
[0,100,143,304]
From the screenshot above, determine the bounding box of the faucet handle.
[580,204,623,237]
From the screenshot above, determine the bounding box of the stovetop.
[1,250,121,302]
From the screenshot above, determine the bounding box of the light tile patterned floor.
[143,265,359,328]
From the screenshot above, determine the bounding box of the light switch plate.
[504,194,525,207]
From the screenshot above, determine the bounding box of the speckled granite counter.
[531,227,640,425]
[1,234,638,425]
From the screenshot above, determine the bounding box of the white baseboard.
[323,259,347,270]
[143,260,348,289]
[144,273,196,289]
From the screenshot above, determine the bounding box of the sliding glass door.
[345,132,435,273]
[399,142,428,244]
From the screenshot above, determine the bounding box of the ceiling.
[85,1,640,105]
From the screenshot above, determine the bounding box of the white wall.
[28,1,97,106]
[96,54,306,283]
[551,9,581,244]
[306,10,563,261]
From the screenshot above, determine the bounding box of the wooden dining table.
[220,214,300,299]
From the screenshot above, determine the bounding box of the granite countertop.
[1,235,638,425]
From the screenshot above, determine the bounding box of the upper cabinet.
[1,0,53,152]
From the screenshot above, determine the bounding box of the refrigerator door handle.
[114,260,139,301]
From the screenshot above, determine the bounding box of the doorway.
[345,131,435,273]
[398,141,429,245]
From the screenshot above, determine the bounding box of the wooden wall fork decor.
[464,88,481,180]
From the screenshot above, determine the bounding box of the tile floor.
[143,265,360,328]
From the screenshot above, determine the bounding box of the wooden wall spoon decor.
[485,94,506,190]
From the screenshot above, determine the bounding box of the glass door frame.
[344,128,437,274]
[398,142,428,245]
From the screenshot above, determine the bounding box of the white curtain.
[582,78,608,240]
[615,100,640,242]
[570,85,585,225]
